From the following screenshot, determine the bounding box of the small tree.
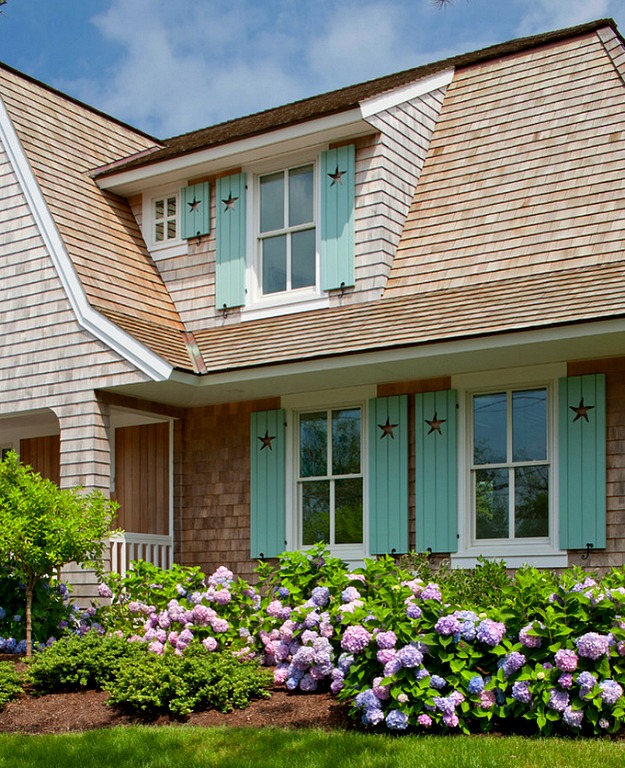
[0,451,117,656]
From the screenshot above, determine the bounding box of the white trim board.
[0,95,173,382]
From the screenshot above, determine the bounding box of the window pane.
[335,478,363,544]
[260,172,284,233]
[167,220,176,239]
[167,197,176,217]
[289,165,313,227]
[262,235,286,294]
[300,412,327,478]
[513,389,547,462]
[475,468,509,539]
[154,199,164,219]
[155,222,164,242]
[302,480,330,545]
[473,393,507,465]
[515,465,549,537]
[291,228,316,289]
[332,408,360,475]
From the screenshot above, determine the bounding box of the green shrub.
[103,644,272,716]
[27,632,143,693]
[0,661,22,707]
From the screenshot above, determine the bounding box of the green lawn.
[0,727,624,768]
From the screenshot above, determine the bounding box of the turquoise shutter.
[320,144,355,291]
[250,409,286,558]
[368,395,408,554]
[415,390,458,553]
[559,374,606,550]
[180,182,210,239]
[216,173,246,309]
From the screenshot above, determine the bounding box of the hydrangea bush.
[0,567,90,654]
[90,546,625,736]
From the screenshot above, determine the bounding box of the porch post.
[53,394,112,603]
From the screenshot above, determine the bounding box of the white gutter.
[0,95,173,382]
[359,68,454,118]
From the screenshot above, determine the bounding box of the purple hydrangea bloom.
[435,615,461,637]
[373,677,390,701]
[559,673,574,689]
[311,587,330,607]
[479,690,496,709]
[421,583,442,602]
[554,648,578,672]
[511,680,532,704]
[548,689,569,712]
[397,644,423,669]
[577,671,597,696]
[376,630,397,649]
[355,689,379,711]
[468,675,485,694]
[417,713,433,727]
[405,600,423,620]
[576,632,610,660]
[476,619,506,647]
[502,651,526,677]
[338,652,355,673]
[330,677,345,695]
[443,712,459,728]
[97,583,113,598]
[299,673,318,692]
[430,675,447,690]
[563,706,584,729]
[211,618,229,633]
[341,625,371,653]
[386,709,409,730]
[599,718,611,729]
[212,589,231,605]
[433,695,457,715]
[341,586,361,603]
[362,708,385,726]
[458,621,477,642]
[599,680,624,706]
[202,637,218,652]
[208,566,234,587]
[383,658,403,677]
[519,622,543,648]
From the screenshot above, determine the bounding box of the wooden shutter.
[180,182,210,239]
[415,390,458,553]
[216,173,247,309]
[559,374,606,549]
[320,144,355,291]
[368,395,408,554]
[250,409,286,558]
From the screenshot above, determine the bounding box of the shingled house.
[2,19,625,597]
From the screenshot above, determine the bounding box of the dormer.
[94,69,453,329]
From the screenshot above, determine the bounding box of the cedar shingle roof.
[93,18,616,178]
[192,262,625,373]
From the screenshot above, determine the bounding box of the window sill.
[241,294,329,321]
[452,546,568,569]
[148,241,187,261]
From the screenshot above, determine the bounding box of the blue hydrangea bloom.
[386,709,409,730]
[468,675,485,694]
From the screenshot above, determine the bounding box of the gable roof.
[0,64,196,372]
[94,18,616,178]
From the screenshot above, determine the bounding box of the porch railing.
[110,532,173,577]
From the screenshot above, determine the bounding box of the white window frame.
[142,186,186,259]
[283,386,375,564]
[242,149,329,320]
[453,364,567,568]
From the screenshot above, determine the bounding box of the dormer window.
[258,164,316,296]
[154,194,178,243]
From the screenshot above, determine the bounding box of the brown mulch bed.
[0,656,351,735]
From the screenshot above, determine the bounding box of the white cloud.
[515,0,615,36]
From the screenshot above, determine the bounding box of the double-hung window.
[258,164,317,296]
[297,406,364,550]
[471,387,550,542]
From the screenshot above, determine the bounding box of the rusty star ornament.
[328,165,346,186]
[378,417,398,439]
[187,197,201,213]
[425,411,446,435]
[258,430,276,450]
[570,398,594,423]
[222,193,238,212]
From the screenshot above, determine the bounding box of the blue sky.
[1,0,623,138]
